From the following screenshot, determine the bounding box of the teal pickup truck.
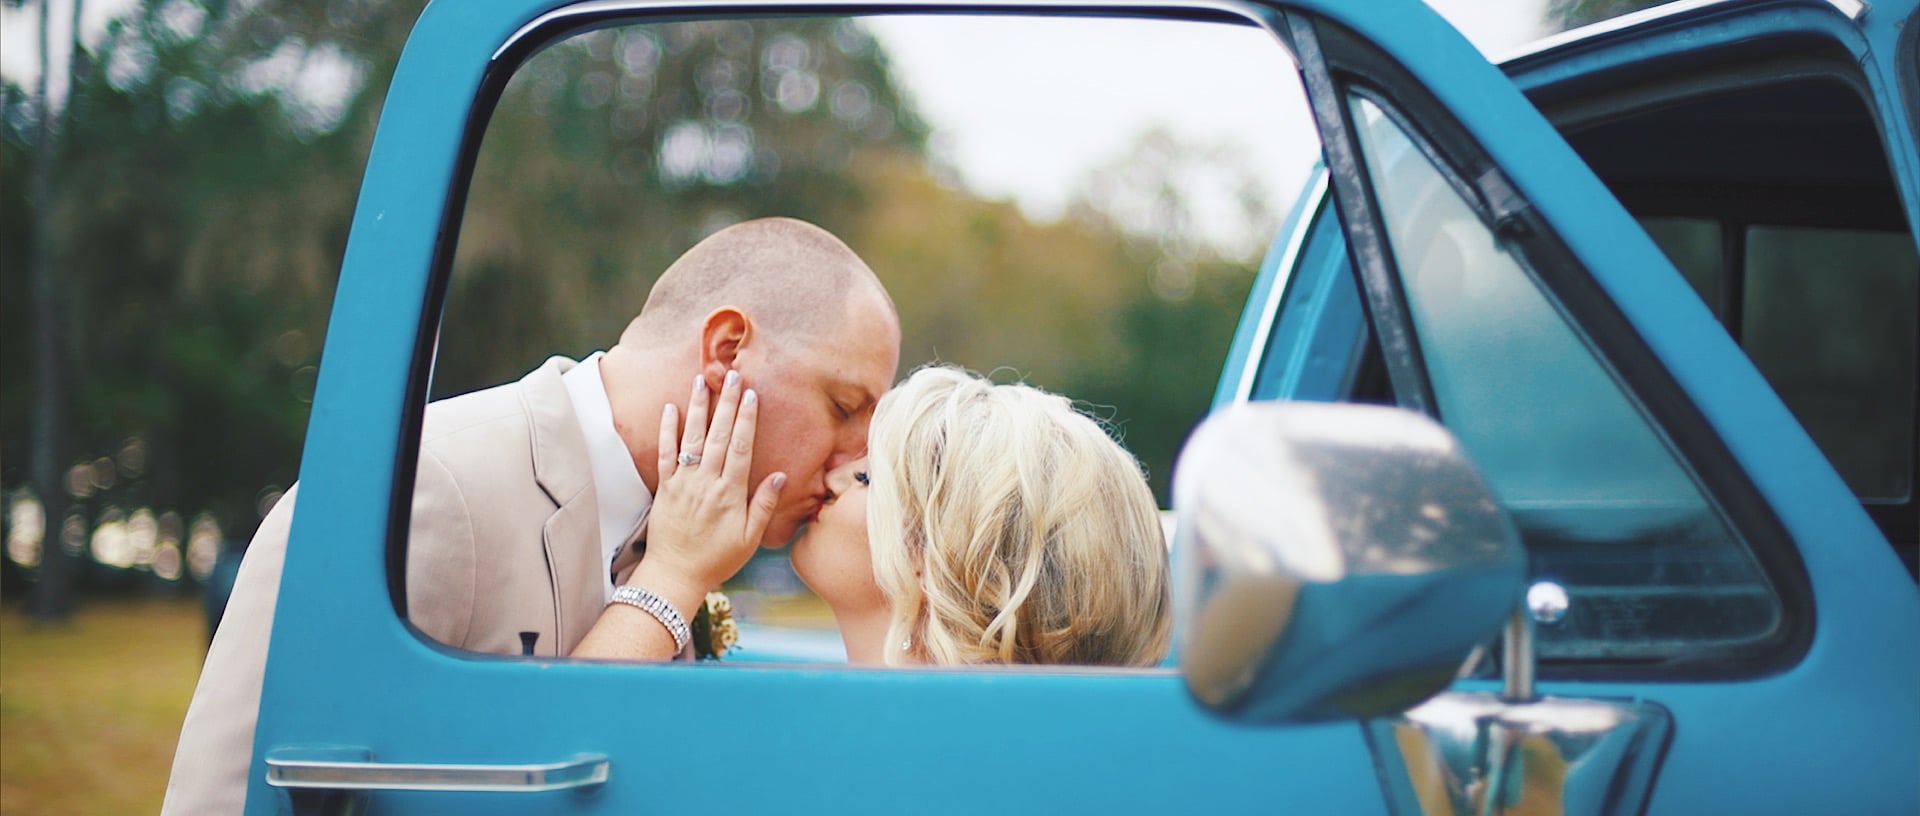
[241,0,1918,813]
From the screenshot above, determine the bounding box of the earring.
[901,631,912,650]
[854,471,869,486]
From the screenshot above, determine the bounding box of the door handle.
[265,747,609,792]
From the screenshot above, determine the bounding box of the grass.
[1,597,207,816]
[0,588,831,814]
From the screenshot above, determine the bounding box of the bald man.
[163,217,902,815]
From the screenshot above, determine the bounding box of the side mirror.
[1173,401,1524,723]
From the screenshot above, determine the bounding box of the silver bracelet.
[608,584,691,654]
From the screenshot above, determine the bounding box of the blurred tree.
[3,7,1270,606]
[443,18,931,395]
[3,0,430,596]
[25,0,85,621]
[444,22,1269,504]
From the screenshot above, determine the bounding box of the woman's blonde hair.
[865,365,1172,667]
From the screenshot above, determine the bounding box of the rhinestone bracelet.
[608,584,690,654]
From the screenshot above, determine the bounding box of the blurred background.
[0,0,1656,812]
[435,13,1306,636]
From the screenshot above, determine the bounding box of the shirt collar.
[560,351,653,602]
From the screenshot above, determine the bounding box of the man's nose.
[826,423,870,470]
[826,447,867,471]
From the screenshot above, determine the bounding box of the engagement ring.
[677,452,702,467]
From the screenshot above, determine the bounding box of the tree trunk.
[28,0,80,622]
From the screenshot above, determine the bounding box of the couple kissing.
[164,217,1171,815]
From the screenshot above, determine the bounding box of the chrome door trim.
[1496,0,1864,66]
[495,0,1273,62]
[265,750,610,793]
[1366,693,1673,816]
[1232,169,1330,404]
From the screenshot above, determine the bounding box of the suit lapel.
[520,357,605,655]
[541,503,603,654]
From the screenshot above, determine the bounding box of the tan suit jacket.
[162,356,628,815]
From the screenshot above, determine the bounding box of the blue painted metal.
[252,2,1392,814]
[1244,188,1365,404]
[1230,3,1920,814]
[257,0,1920,812]
[1502,0,1920,241]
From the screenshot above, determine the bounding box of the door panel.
[1228,6,1920,815]
[261,1,1920,814]
[256,1,1389,813]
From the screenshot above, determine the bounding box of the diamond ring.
[677,451,702,467]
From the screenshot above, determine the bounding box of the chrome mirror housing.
[1173,401,1525,724]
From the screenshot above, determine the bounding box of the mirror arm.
[1500,607,1535,702]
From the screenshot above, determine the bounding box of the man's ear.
[698,307,751,387]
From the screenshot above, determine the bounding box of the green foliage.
[2,0,424,554]
[441,19,1265,502]
[441,19,932,394]
[5,5,1267,598]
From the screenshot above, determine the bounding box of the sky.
[3,0,1567,249]
[862,2,1555,250]
[863,14,1310,251]
[1,0,135,110]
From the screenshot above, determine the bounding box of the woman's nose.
[825,458,870,494]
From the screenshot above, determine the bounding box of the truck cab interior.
[1525,35,1919,580]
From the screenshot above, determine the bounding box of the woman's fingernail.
[771,472,788,491]
[725,369,740,389]
[743,389,757,406]
[695,374,706,391]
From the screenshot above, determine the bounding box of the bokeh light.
[127,507,160,569]
[66,462,93,498]
[773,69,819,113]
[255,485,284,519]
[160,510,190,578]
[90,456,117,492]
[617,28,661,76]
[659,121,710,185]
[118,436,149,477]
[61,512,88,555]
[291,365,318,403]
[828,80,870,125]
[91,506,133,568]
[1151,260,1197,302]
[156,0,208,44]
[154,541,185,581]
[7,490,45,569]
[274,329,309,367]
[188,513,223,582]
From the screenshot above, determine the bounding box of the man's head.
[606,217,901,546]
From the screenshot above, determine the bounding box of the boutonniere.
[691,591,739,660]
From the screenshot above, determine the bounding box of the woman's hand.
[572,370,784,661]
[633,370,787,605]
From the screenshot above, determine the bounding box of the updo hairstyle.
[864,365,1172,667]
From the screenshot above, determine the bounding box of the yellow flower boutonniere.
[691,591,739,660]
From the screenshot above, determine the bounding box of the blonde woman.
[573,364,1170,667]
[791,365,1172,666]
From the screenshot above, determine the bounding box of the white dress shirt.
[561,351,653,603]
